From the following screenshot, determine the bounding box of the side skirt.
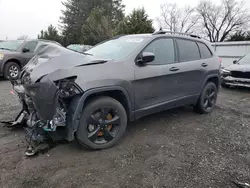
[134,94,199,120]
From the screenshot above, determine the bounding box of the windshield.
[0,40,24,51]
[238,53,250,65]
[85,37,146,60]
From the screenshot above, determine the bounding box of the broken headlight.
[56,77,82,98]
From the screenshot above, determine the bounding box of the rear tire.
[194,82,218,114]
[76,96,127,150]
[4,62,21,80]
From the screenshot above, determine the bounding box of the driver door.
[133,37,180,117]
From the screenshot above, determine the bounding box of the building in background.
[212,41,250,68]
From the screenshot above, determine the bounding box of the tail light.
[219,57,222,70]
[219,58,222,64]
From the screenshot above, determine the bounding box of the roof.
[121,34,153,38]
[119,31,207,43]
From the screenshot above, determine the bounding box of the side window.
[23,41,38,53]
[176,39,200,62]
[143,38,175,65]
[198,42,212,59]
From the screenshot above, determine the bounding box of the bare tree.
[159,3,199,33]
[197,0,250,42]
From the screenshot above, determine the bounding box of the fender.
[66,86,134,141]
[201,73,221,92]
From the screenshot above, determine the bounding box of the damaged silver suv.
[9,31,221,156]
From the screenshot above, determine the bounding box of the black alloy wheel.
[194,82,218,114]
[203,86,216,111]
[76,96,127,149]
[87,107,121,144]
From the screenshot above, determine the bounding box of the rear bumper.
[222,76,250,87]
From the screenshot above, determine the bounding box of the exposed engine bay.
[3,44,95,156]
[10,75,80,156]
[0,42,113,156]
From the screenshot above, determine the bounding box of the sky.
[0,0,249,40]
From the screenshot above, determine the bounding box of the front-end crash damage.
[5,44,108,156]
[3,42,128,156]
[12,76,82,156]
[221,70,250,87]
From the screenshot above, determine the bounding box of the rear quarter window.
[176,39,200,62]
[198,42,213,59]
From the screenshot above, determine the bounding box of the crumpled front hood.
[225,64,250,72]
[22,44,108,82]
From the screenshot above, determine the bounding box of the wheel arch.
[202,74,221,90]
[66,86,134,141]
[4,59,21,68]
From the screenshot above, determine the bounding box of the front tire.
[194,82,218,114]
[4,62,21,80]
[76,96,127,150]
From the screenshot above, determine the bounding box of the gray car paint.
[23,34,220,121]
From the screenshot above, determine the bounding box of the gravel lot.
[0,79,250,188]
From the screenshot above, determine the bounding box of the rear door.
[173,38,205,98]
[197,41,215,81]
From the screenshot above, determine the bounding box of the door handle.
[201,63,208,67]
[169,67,179,72]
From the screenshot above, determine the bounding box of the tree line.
[38,0,250,46]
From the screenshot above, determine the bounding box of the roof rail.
[153,29,201,39]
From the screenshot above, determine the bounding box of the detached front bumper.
[10,78,60,126]
[222,76,250,87]
[7,75,81,156]
[24,78,59,121]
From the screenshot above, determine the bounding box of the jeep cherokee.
[9,31,221,156]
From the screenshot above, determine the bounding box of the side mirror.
[22,47,30,53]
[233,60,237,64]
[137,52,155,64]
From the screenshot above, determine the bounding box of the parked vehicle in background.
[221,53,250,88]
[0,39,61,79]
[11,30,220,156]
[212,41,250,68]
[67,44,93,53]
